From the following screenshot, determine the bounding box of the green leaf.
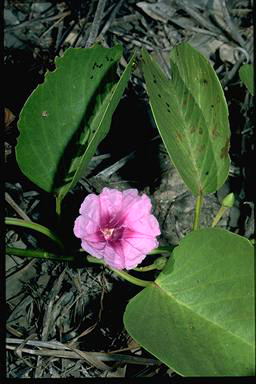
[142,44,230,196]
[16,44,134,201]
[124,228,255,376]
[239,64,254,96]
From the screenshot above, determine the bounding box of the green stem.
[86,255,152,288]
[147,245,173,255]
[193,192,203,230]
[7,246,154,287]
[211,206,228,228]
[5,217,64,251]
[133,264,158,272]
[56,196,62,217]
[110,269,152,288]
[6,247,73,261]
[134,256,168,272]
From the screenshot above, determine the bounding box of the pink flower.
[74,188,160,270]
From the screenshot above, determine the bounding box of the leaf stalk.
[193,192,203,230]
[5,217,64,251]
[86,255,152,288]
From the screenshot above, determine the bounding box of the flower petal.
[105,234,158,270]
[73,216,85,239]
[73,214,98,240]
[79,194,101,229]
[102,242,126,270]
[124,214,160,238]
[122,191,152,223]
[81,239,106,259]
[121,235,158,269]
[74,188,161,271]
[99,187,123,226]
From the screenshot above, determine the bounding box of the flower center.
[101,226,124,242]
[101,227,114,240]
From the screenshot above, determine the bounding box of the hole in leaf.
[200,78,208,85]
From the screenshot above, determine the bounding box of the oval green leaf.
[124,228,255,376]
[16,44,134,201]
[239,64,254,96]
[142,44,230,196]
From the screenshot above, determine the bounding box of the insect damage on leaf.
[220,138,230,159]
[200,78,208,85]
[196,143,206,153]
[189,125,196,134]
[141,44,230,195]
[176,131,183,142]
[212,124,219,139]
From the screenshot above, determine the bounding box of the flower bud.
[153,256,168,270]
[222,192,235,208]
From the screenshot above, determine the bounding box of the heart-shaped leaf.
[124,228,255,376]
[239,64,254,95]
[16,44,134,202]
[142,44,230,196]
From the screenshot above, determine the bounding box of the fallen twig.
[85,0,108,47]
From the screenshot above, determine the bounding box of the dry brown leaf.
[219,43,236,64]
[5,107,15,129]
[127,336,140,350]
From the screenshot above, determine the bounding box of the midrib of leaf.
[58,52,135,200]
[171,64,215,193]
[152,281,253,347]
[56,77,119,199]
[58,80,117,197]
[145,52,209,194]
[71,85,115,179]
[170,52,203,186]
